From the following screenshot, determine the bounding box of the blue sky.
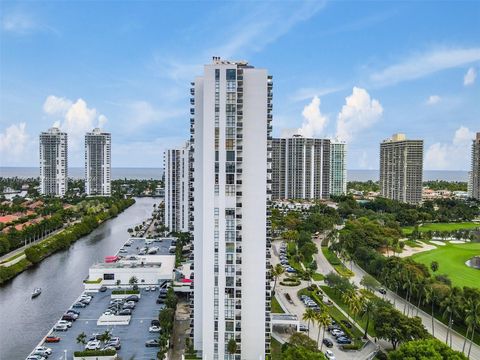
[1,0,479,170]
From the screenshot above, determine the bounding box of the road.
[315,236,480,360]
[272,241,379,360]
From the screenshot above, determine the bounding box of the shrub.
[73,349,116,357]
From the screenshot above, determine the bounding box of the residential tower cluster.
[39,127,111,197]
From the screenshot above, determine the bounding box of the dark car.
[118,309,132,316]
[151,319,160,327]
[67,309,80,315]
[341,320,352,328]
[45,335,60,343]
[62,314,76,321]
[122,303,135,310]
[156,298,165,304]
[378,288,387,295]
[125,295,139,302]
[145,339,160,347]
[336,337,352,344]
[99,286,107,292]
[322,338,333,348]
[72,302,86,308]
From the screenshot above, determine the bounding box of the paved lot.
[118,237,174,257]
[35,288,165,360]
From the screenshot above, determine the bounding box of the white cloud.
[0,123,30,163]
[43,95,108,150]
[1,10,57,35]
[290,86,344,102]
[297,96,329,137]
[425,126,475,170]
[464,67,477,86]
[335,87,383,142]
[370,47,480,86]
[121,100,183,133]
[426,95,441,105]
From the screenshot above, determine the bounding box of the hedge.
[73,349,116,357]
[111,289,139,295]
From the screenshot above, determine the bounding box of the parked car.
[85,340,101,350]
[145,339,160,347]
[99,286,107,292]
[125,295,139,302]
[62,314,76,322]
[53,324,68,332]
[67,309,80,315]
[32,349,50,358]
[105,337,121,350]
[378,288,387,295]
[119,309,132,316]
[72,302,86,308]
[145,286,151,291]
[57,320,72,328]
[298,324,308,332]
[336,337,352,344]
[34,347,52,355]
[286,267,296,273]
[44,336,60,343]
[27,356,46,360]
[322,338,333,348]
[325,350,336,360]
[149,325,161,332]
[151,319,160,327]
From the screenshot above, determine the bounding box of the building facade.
[191,57,272,360]
[379,133,423,204]
[469,132,480,200]
[85,128,111,196]
[329,141,347,196]
[271,135,331,200]
[164,142,190,233]
[39,127,68,197]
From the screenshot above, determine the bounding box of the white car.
[85,340,101,350]
[53,324,68,331]
[149,325,161,332]
[57,320,72,328]
[325,350,336,360]
[34,346,52,355]
[145,286,151,291]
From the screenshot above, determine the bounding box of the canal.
[0,197,159,359]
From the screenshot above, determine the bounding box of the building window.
[103,273,115,280]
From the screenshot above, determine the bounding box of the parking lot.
[35,288,165,360]
[117,237,174,257]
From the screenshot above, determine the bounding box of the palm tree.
[76,332,87,347]
[316,310,332,350]
[271,264,285,294]
[464,298,480,358]
[361,296,376,339]
[441,292,458,345]
[342,289,359,321]
[302,308,317,335]
[99,329,111,344]
[424,284,436,337]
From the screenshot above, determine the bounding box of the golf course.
[402,222,480,235]
[411,241,480,289]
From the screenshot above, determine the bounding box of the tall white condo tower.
[39,127,68,197]
[85,128,111,196]
[191,57,272,360]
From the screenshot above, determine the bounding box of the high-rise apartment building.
[191,57,272,360]
[330,140,347,196]
[468,132,480,200]
[271,135,331,200]
[164,141,190,232]
[85,128,111,196]
[39,127,68,197]
[379,133,423,204]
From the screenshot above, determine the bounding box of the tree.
[430,261,439,274]
[302,308,317,335]
[227,338,237,355]
[360,274,380,293]
[464,298,480,358]
[76,332,87,347]
[389,339,468,360]
[315,309,331,350]
[424,284,436,337]
[441,292,459,346]
[373,305,428,350]
[360,296,376,339]
[271,264,285,294]
[99,329,111,344]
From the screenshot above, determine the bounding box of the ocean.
[0,167,469,182]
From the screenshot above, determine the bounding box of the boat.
[31,288,42,298]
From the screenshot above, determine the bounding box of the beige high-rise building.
[39,127,68,197]
[379,133,423,204]
[468,132,480,200]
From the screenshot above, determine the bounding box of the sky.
[0,0,479,170]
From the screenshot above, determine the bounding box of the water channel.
[0,197,159,359]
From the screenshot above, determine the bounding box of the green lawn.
[271,337,283,360]
[411,242,480,289]
[402,222,479,235]
[312,272,325,281]
[272,296,285,313]
[321,247,354,277]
